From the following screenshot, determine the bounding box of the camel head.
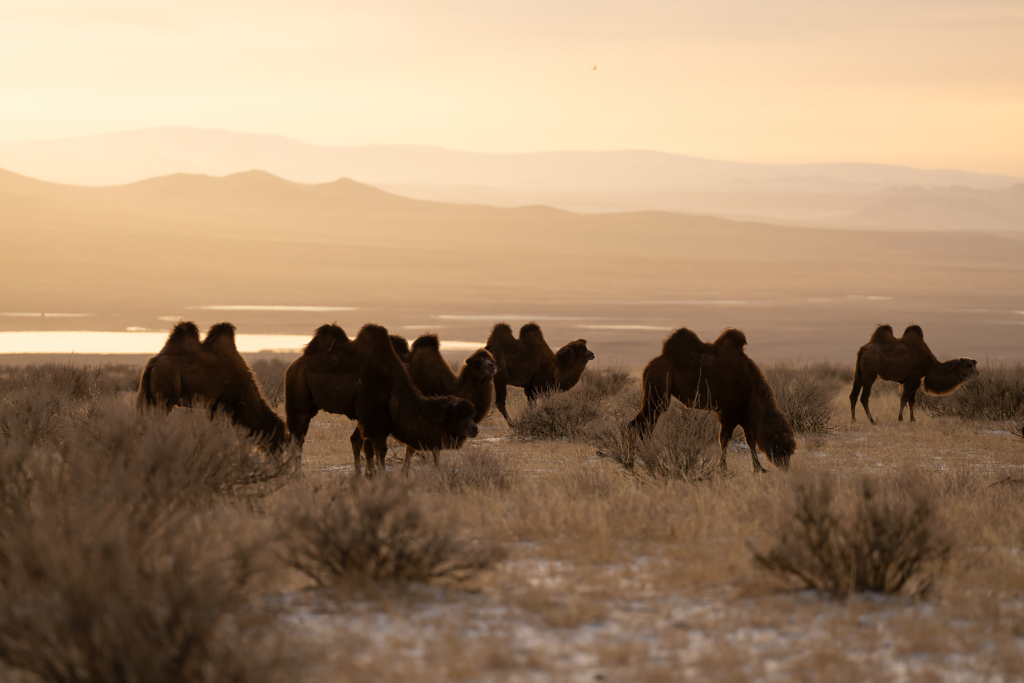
[443,398,479,441]
[465,348,497,381]
[557,340,595,367]
[764,428,797,470]
[956,358,980,383]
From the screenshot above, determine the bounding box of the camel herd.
[136,320,982,474]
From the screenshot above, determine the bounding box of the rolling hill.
[2,166,1023,363]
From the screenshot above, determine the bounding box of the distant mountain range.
[1,127,1022,231]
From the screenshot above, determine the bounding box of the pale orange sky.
[3,1,1024,174]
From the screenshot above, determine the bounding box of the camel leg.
[524,384,538,403]
[628,374,671,438]
[743,427,768,474]
[371,439,387,473]
[849,376,863,422]
[859,376,877,425]
[718,420,739,471]
[349,427,364,477]
[901,378,921,423]
[402,445,417,474]
[494,379,511,423]
[431,450,441,467]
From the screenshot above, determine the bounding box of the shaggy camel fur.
[390,334,411,365]
[401,334,496,464]
[485,322,595,423]
[850,324,979,424]
[284,323,478,475]
[628,328,796,473]
[137,321,287,451]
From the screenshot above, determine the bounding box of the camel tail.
[849,346,866,404]
[136,358,156,410]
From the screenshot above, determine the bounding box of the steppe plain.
[2,164,1024,682]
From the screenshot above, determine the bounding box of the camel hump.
[519,322,546,343]
[304,324,349,355]
[486,322,515,347]
[902,325,924,341]
[390,335,411,363]
[355,323,401,365]
[161,321,201,354]
[203,322,240,354]
[412,334,441,352]
[868,324,897,345]
[662,327,704,357]
[714,328,747,351]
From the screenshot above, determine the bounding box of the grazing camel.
[628,328,796,473]
[284,323,478,475]
[137,321,287,452]
[485,322,595,423]
[401,334,496,465]
[850,324,979,424]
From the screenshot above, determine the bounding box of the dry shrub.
[589,402,721,483]
[282,476,505,586]
[0,429,286,683]
[77,401,300,503]
[509,365,635,440]
[752,473,952,595]
[251,357,289,408]
[1,363,298,502]
[919,362,1024,422]
[764,362,841,434]
[422,449,522,493]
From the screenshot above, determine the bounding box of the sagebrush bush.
[918,362,1024,422]
[282,476,505,585]
[0,422,286,683]
[509,365,635,440]
[764,362,841,434]
[589,402,722,483]
[752,473,951,595]
[1,364,299,502]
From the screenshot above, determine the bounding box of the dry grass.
[765,361,843,434]
[251,357,289,408]
[919,361,1024,423]
[6,361,1024,681]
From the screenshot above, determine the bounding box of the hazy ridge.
[2,165,1023,363]
[2,128,1022,232]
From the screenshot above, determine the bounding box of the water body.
[0,331,482,355]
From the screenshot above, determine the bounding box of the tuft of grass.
[919,362,1024,422]
[589,402,722,483]
[764,362,841,434]
[509,365,635,441]
[281,476,505,586]
[751,473,952,595]
[422,449,522,493]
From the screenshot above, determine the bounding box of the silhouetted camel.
[850,324,979,424]
[485,322,594,423]
[628,328,796,473]
[137,321,286,451]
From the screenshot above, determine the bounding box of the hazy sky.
[3,0,1024,173]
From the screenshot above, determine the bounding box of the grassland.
[2,361,1024,682]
